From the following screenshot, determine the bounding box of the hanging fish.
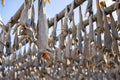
[0,21,7,33]
[50,15,57,48]
[5,26,11,55]
[77,6,83,53]
[96,0,104,33]
[112,37,119,55]
[19,0,31,24]
[109,13,119,40]
[62,7,68,37]
[102,9,112,52]
[68,2,74,22]
[95,29,102,50]
[115,0,120,31]
[59,33,65,50]
[71,12,77,41]
[26,0,36,31]
[71,46,78,59]
[13,0,35,36]
[85,0,93,16]
[13,32,19,51]
[31,43,38,55]
[56,48,63,62]
[91,43,97,56]
[77,29,83,54]
[88,14,94,42]
[78,6,84,32]
[84,30,89,58]
[15,22,38,46]
[0,30,5,54]
[65,34,71,59]
[11,53,16,64]
[37,0,51,53]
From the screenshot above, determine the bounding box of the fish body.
[71,13,77,40]
[110,13,119,40]
[65,34,71,58]
[85,0,93,16]
[103,9,112,52]
[88,14,94,42]
[84,30,89,58]
[96,0,104,33]
[78,6,84,32]
[37,0,49,51]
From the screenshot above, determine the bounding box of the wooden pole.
[7,3,24,26]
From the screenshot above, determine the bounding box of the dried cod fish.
[20,0,34,24]
[110,13,119,40]
[65,34,71,59]
[15,22,38,46]
[112,36,119,55]
[26,0,36,31]
[84,30,89,58]
[115,0,120,31]
[78,6,84,31]
[13,32,19,51]
[68,2,74,22]
[5,25,11,55]
[77,29,82,54]
[102,9,112,52]
[59,33,65,50]
[56,48,63,63]
[62,7,68,37]
[0,30,5,54]
[0,21,7,33]
[13,0,35,34]
[37,0,49,51]
[85,0,93,16]
[77,6,83,53]
[96,0,104,33]
[95,22,102,50]
[71,12,77,41]
[49,15,57,48]
[88,14,94,42]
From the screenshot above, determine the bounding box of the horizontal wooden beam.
[7,3,24,26]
